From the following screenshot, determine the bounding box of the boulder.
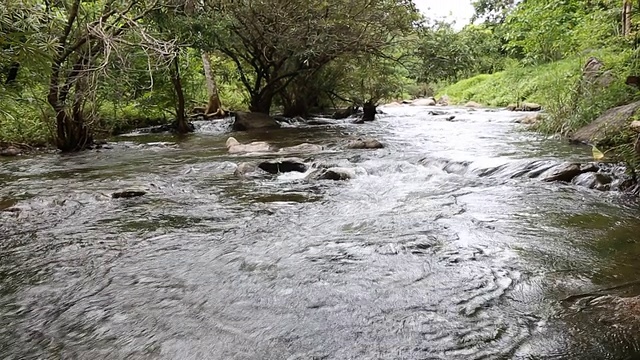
[572,172,612,191]
[258,158,307,174]
[234,162,258,178]
[306,167,354,181]
[630,120,640,132]
[539,162,586,182]
[465,101,482,108]
[411,97,437,106]
[437,95,450,106]
[515,113,543,125]
[582,57,615,88]
[233,112,281,131]
[112,190,146,199]
[0,146,21,157]
[346,138,384,149]
[571,101,640,144]
[226,137,273,154]
[278,143,323,154]
[508,102,542,111]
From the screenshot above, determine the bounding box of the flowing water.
[1,106,640,359]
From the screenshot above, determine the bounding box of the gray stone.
[278,143,323,154]
[258,158,307,174]
[411,97,437,106]
[112,190,146,199]
[306,167,354,181]
[233,112,281,131]
[539,163,584,182]
[571,101,640,144]
[465,101,482,108]
[346,138,384,149]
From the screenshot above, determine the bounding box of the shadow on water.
[1,106,640,359]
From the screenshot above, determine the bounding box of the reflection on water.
[0,106,639,359]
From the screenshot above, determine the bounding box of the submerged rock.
[233,112,281,131]
[112,190,146,199]
[306,167,354,181]
[258,158,308,174]
[346,138,384,149]
[226,137,273,154]
[234,162,258,178]
[278,143,323,154]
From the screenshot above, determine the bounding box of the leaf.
[592,145,605,161]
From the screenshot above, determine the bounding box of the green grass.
[439,49,633,109]
[439,47,640,174]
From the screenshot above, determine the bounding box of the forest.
[2,0,640,159]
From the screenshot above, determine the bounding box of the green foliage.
[501,0,621,64]
[415,22,505,84]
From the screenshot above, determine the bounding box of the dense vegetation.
[437,0,640,170]
[0,0,422,150]
[3,0,640,164]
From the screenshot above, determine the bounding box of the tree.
[45,0,170,151]
[198,0,419,114]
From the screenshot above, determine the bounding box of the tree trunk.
[201,52,224,116]
[623,0,633,36]
[249,90,274,114]
[47,64,93,152]
[171,55,192,134]
[362,101,376,122]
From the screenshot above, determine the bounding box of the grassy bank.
[440,49,639,133]
[438,48,640,169]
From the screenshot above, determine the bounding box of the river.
[1,105,639,359]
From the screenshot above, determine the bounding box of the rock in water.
[258,158,308,174]
[539,163,585,182]
[233,112,281,131]
[306,167,354,181]
[234,162,258,177]
[428,110,447,116]
[0,146,21,157]
[278,143,323,154]
[411,97,437,106]
[437,95,450,106]
[572,172,612,191]
[226,137,273,154]
[112,190,146,199]
[507,103,542,112]
[465,101,482,108]
[346,138,384,149]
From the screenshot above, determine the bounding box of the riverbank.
[438,49,640,170]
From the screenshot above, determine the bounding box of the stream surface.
[1,106,640,359]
